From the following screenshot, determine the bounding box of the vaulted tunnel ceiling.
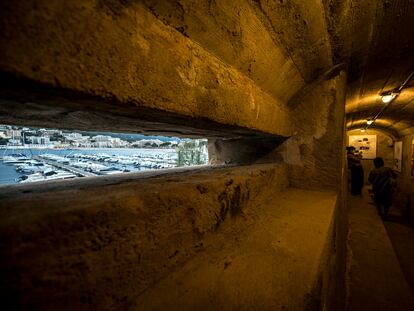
[335,0,414,138]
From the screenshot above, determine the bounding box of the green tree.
[0,137,9,145]
[176,139,208,167]
[50,133,65,142]
[160,142,171,148]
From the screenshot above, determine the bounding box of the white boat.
[45,171,76,181]
[72,161,107,173]
[20,173,45,183]
[88,163,108,172]
[39,154,70,164]
[19,170,76,183]
[17,163,53,173]
[99,169,124,175]
[3,155,30,164]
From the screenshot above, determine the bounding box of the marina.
[33,156,97,177]
[0,148,179,185]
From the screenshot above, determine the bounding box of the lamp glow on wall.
[381,91,399,104]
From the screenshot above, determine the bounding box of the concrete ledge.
[0,163,339,310]
[0,163,290,310]
[134,188,338,310]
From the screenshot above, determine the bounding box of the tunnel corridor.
[1,0,414,310]
[347,189,414,311]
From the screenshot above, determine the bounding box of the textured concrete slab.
[346,191,414,311]
[133,188,338,310]
[0,164,288,310]
[0,163,340,310]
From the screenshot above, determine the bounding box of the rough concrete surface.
[286,71,347,191]
[0,0,348,191]
[134,189,338,311]
[0,163,342,310]
[0,0,292,137]
[0,164,290,310]
[4,1,410,310]
[208,136,286,165]
[142,0,334,101]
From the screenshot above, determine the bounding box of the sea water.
[0,148,178,185]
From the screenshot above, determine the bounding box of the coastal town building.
[27,136,50,145]
[5,129,22,139]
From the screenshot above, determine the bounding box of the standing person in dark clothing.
[347,147,364,196]
[368,157,396,219]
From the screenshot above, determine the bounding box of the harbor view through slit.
[2,1,414,310]
[0,124,208,184]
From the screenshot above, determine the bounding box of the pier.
[33,156,97,177]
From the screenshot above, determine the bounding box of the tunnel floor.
[346,189,414,311]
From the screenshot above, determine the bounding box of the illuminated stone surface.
[0,0,414,310]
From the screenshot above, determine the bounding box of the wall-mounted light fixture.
[381,91,399,104]
[361,70,413,133]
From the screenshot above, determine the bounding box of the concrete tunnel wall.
[395,135,414,225]
[0,1,349,310]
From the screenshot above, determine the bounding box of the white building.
[5,129,22,138]
[64,132,83,140]
[27,136,51,145]
[109,137,129,147]
[91,135,128,148]
[92,135,111,142]
[44,129,62,136]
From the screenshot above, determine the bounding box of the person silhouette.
[347,147,364,196]
[368,157,396,219]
